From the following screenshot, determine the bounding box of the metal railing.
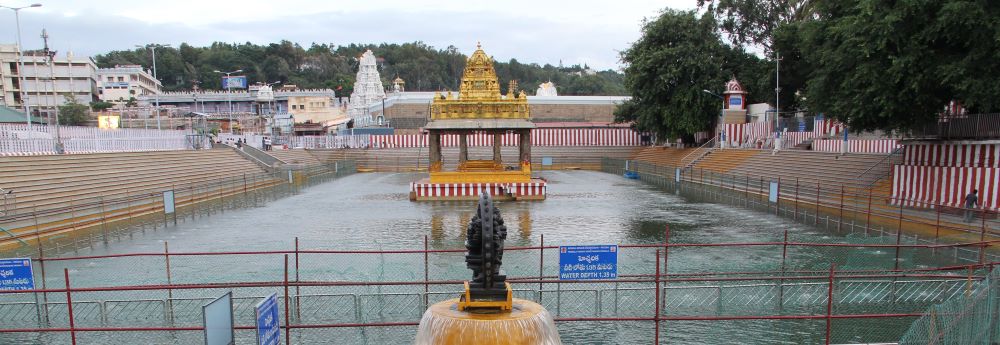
[909,113,1000,140]
[677,135,718,168]
[0,234,995,344]
[856,146,905,187]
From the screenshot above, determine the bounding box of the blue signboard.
[541,157,553,166]
[728,95,742,107]
[797,121,806,132]
[255,293,281,345]
[559,245,618,280]
[221,76,248,89]
[0,258,34,291]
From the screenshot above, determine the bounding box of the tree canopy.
[95,41,627,97]
[614,9,771,141]
[794,0,1000,132]
[619,0,1000,135]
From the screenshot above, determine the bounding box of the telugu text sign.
[0,258,34,291]
[559,245,618,280]
[255,293,281,345]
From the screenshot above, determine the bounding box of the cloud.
[4,1,694,70]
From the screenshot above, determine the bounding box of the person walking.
[964,189,979,223]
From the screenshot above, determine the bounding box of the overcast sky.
[1,0,696,70]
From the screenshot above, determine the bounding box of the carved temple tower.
[347,50,386,127]
[410,44,546,201]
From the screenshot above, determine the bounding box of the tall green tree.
[615,9,769,141]
[796,0,1000,132]
[58,95,90,126]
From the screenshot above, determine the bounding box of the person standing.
[965,189,979,223]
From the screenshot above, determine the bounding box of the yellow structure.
[457,281,513,311]
[415,298,562,345]
[426,44,535,184]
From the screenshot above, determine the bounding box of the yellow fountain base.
[414,298,562,345]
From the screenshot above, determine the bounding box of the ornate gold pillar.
[493,132,502,164]
[459,133,468,163]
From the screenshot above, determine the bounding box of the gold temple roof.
[430,44,530,122]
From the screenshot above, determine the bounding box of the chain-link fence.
[0,232,993,344]
[899,265,1000,344]
[603,158,1000,266]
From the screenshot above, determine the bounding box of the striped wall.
[371,128,642,148]
[410,182,546,199]
[903,143,999,168]
[812,139,901,154]
[813,119,845,137]
[722,122,772,147]
[892,165,999,210]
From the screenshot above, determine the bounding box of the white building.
[97,65,161,106]
[0,44,21,109]
[346,50,386,128]
[1,45,100,119]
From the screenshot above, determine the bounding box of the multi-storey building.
[96,65,161,106]
[1,45,99,118]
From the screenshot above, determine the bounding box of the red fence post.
[662,225,670,314]
[284,254,291,345]
[295,237,301,321]
[538,233,544,302]
[37,241,49,323]
[424,235,430,307]
[980,209,988,264]
[825,264,836,345]
[64,268,76,345]
[654,249,661,345]
[779,230,789,311]
[164,242,173,323]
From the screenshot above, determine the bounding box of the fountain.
[414,192,562,345]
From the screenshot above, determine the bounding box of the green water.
[0,170,967,344]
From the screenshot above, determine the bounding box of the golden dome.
[458,44,502,100]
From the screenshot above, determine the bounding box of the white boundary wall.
[0,124,207,155]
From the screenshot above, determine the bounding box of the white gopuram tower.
[536,81,557,97]
[347,50,386,128]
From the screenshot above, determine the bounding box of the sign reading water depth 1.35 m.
[559,245,618,280]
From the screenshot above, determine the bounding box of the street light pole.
[214,69,243,134]
[138,44,169,130]
[775,51,782,149]
[1,3,43,128]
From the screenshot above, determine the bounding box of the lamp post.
[137,44,169,130]
[1,3,42,128]
[703,89,726,148]
[214,69,242,134]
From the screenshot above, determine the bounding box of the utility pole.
[41,29,62,153]
[1,3,42,128]
[774,51,782,150]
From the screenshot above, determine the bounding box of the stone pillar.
[519,129,531,164]
[429,132,441,167]
[459,133,468,163]
[493,132,502,164]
